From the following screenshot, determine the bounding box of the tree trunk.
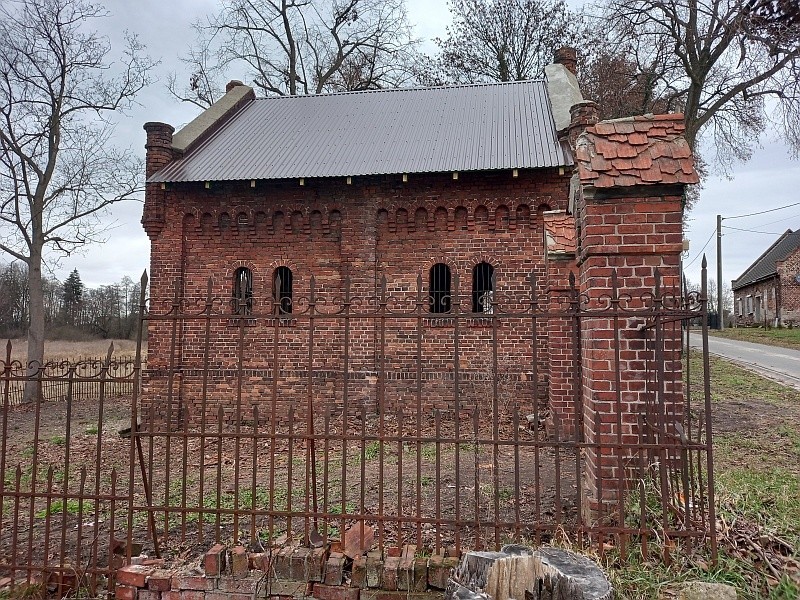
[445,545,612,600]
[23,244,45,403]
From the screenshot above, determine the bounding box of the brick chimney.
[143,122,175,178]
[554,47,578,77]
[567,101,599,151]
[142,122,174,238]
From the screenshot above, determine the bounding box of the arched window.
[232,267,253,315]
[273,266,293,314]
[429,263,451,313]
[472,262,494,313]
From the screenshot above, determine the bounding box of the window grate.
[429,263,451,313]
[274,266,293,314]
[233,267,253,315]
[472,262,494,313]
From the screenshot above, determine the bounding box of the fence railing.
[0,267,716,594]
[1,345,136,406]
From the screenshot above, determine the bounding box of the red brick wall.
[778,246,800,326]
[143,162,571,422]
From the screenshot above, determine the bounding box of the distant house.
[732,229,800,326]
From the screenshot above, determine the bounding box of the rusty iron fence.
[1,350,135,406]
[0,264,717,593]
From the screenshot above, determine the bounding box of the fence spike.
[139,273,148,308]
[611,269,619,299]
[654,268,662,300]
[310,276,316,303]
[105,343,115,366]
[568,270,575,290]
[529,271,538,291]
[380,274,387,301]
[5,339,10,362]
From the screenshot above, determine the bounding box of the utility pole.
[717,214,724,330]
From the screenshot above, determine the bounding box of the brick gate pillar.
[572,114,699,518]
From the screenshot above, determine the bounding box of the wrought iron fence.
[1,347,136,406]
[0,265,716,593]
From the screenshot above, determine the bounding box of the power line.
[723,225,785,235]
[724,201,800,220]
[749,212,800,228]
[684,228,715,268]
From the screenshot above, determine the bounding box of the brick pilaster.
[573,113,698,519]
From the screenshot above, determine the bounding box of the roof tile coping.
[543,210,576,254]
[171,84,256,155]
[575,113,700,189]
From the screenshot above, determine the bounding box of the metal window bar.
[233,267,253,315]
[428,263,451,313]
[472,262,494,313]
[274,266,293,314]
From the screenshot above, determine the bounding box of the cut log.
[444,545,612,600]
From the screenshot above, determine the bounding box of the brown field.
[4,338,145,363]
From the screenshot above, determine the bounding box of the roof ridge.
[254,80,546,100]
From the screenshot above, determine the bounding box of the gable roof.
[148,80,572,183]
[732,229,800,290]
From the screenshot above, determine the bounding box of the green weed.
[36,498,93,518]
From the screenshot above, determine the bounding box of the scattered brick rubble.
[115,542,460,600]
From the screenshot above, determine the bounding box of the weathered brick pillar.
[572,114,698,517]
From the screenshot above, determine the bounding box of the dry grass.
[4,338,144,363]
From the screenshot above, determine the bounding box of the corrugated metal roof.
[149,80,572,183]
[732,229,800,290]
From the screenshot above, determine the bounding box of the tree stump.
[444,545,612,600]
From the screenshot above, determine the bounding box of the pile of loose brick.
[116,543,461,600]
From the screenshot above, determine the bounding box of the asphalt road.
[690,334,800,390]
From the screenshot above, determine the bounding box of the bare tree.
[0,0,154,400]
[170,0,418,106]
[600,0,800,172]
[429,0,593,85]
[578,46,684,120]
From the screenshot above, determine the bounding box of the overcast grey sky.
[40,0,800,290]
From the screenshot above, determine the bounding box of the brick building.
[142,53,587,424]
[732,229,800,326]
[142,52,698,513]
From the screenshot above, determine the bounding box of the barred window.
[472,262,494,313]
[273,266,293,314]
[429,263,451,313]
[232,267,253,315]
